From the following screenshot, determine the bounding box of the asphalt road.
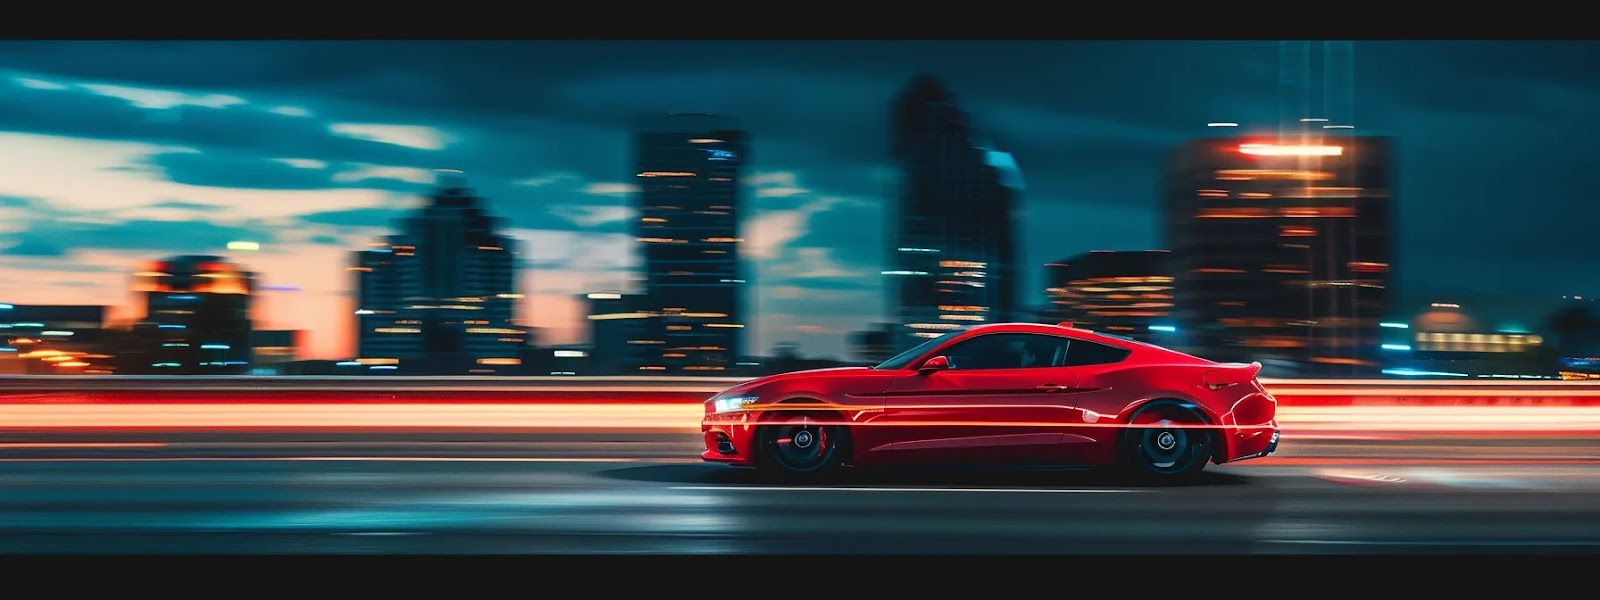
[3,431,1600,554]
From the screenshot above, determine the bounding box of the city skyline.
[0,41,1594,360]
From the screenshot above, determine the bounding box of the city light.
[1380,322,1410,329]
[1148,325,1177,333]
[227,241,260,251]
[1239,143,1343,156]
[1206,122,1239,127]
[1382,343,1412,351]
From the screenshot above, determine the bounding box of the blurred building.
[249,329,302,373]
[1044,250,1173,341]
[632,114,749,373]
[0,304,110,374]
[352,171,527,374]
[1163,132,1395,376]
[886,75,1024,346]
[521,345,592,375]
[582,292,656,374]
[1382,302,1549,377]
[122,256,256,374]
[850,322,901,364]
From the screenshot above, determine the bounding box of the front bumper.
[700,411,758,467]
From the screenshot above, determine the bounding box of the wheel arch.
[1117,396,1224,464]
[756,396,856,462]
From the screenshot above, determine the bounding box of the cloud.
[79,82,247,110]
[331,164,436,186]
[12,75,67,91]
[548,204,633,229]
[275,158,327,169]
[299,206,408,229]
[7,217,272,257]
[328,122,450,151]
[513,173,579,187]
[146,199,226,212]
[270,106,312,118]
[581,182,638,196]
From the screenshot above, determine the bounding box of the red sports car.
[701,322,1280,482]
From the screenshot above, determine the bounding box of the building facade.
[632,114,749,373]
[353,172,526,374]
[1044,250,1173,341]
[0,304,109,374]
[127,255,256,374]
[1163,133,1394,376]
[582,292,657,374]
[887,75,1024,345]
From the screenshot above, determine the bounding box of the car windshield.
[872,330,960,370]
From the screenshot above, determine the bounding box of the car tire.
[755,411,846,482]
[1117,401,1213,484]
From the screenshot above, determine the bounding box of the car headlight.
[713,395,759,413]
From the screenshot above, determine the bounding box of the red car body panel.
[700,323,1280,470]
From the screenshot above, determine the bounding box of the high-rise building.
[1162,132,1394,376]
[1044,250,1173,341]
[352,171,526,373]
[128,255,256,374]
[632,114,749,373]
[0,304,109,374]
[249,329,302,373]
[582,292,656,374]
[886,75,1024,345]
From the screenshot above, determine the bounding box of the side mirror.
[918,355,951,374]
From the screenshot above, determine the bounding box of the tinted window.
[939,333,1072,370]
[874,330,960,370]
[1064,339,1132,366]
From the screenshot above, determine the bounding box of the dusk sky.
[0,41,1594,360]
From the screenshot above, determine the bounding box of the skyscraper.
[632,114,749,372]
[1044,250,1173,341]
[353,171,526,373]
[1162,132,1394,376]
[129,255,256,374]
[887,75,1024,345]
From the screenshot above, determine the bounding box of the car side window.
[1064,339,1132,367]
[938,333,1072,370]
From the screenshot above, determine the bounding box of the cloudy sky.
[0,41,1594,360]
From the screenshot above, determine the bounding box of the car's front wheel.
[1118,402,1213,483]
[756,412,846,482]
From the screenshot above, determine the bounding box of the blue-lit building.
[128,255,257,374]
[886,75,1025,347]
[632,114,750,373]
[0,304,109,374]
[352,171,526,374]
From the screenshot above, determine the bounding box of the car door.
[879,332,1082,465]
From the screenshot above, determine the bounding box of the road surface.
[2,431,1599,554]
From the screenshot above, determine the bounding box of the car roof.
[955,322,1134,348]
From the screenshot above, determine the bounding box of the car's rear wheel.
[1118,402,1212,483]
[756,412,846,482]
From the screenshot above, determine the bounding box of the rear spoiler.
[1203,361,1263,390]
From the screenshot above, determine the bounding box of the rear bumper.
[1219,421,1280,464]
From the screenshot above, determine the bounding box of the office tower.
[1162,132,1394,376]
[582,292,656,374]
[1044,250,1173,341]
[0,304,108,374]
[352,171,526,373]
[633,114,749,372]
[130,255,256,374]
[887,75,1024,345]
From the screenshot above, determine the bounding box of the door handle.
[1035,383,1069,392]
